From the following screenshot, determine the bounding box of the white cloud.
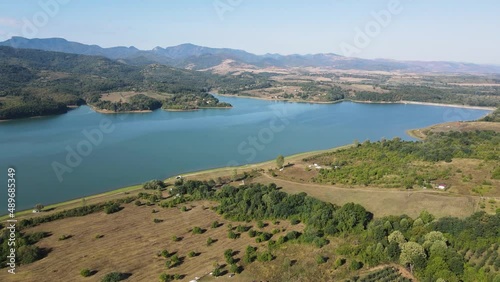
[0,17,21,28]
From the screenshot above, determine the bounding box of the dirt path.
[364,264,416,280]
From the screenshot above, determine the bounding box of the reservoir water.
[0,96,491,212]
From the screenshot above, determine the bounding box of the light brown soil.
[1,201,303,282]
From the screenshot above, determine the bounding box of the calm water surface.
[0,96,491,211]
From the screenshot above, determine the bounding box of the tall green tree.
[276,155,284,169]
[400,242,427,273]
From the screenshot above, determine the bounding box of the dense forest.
[306,130,500,188]
[91,94,163,112]
[357,210,500,281]
[351,85,500,107]
[162,92,231,110]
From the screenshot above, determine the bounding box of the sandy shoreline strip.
[399,101,497,110]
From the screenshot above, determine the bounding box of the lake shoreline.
[0,97,493,217]
[215,93,497,110]
[1,144,353,220]
[0,97,495,122]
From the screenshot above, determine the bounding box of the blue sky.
[0,0,499,64]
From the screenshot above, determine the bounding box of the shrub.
[153,218,163,223]
[257,220,265,228]
[230,263,242,274]
[286,231,301,240]
[257,251,274,262]
[228,230,239,239]
[207,237,214,246]
[101,272,126,282]
[159,273,173,282]
[248,229,257,237]
[80,268,91,277]
[18,245,43,265]
[211,221,219,228]
[277,236,287,244]
[134,200,142,206]
[58,234,71,240]
[313,237,329,248]
[160,249,169,258]
[104,202,121,214]
[143,179,165,190]
[258,232,272,242]
[333,257,346,269]
[212,266,222,277]
[188,251,196,257]
[192,227,203,234]
[224,249,233,258]
[349,260,363,271]
[170,254,181,266]
[171,235,181,242]
[243,245,257,263]
[316,254,327,264]
[236,225,249,232]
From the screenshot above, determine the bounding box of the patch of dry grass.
[0,201,302,282]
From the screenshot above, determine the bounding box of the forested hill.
[0,46,268,119]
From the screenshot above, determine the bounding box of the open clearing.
[100,91,171,103]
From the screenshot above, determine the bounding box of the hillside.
[0,179,498,281]
[3,37,500,73]
[0,47,268,119]
[1,42,499,120]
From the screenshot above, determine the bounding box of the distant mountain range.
[2,36,500,74]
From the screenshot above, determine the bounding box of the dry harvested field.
[0,200,304,282]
